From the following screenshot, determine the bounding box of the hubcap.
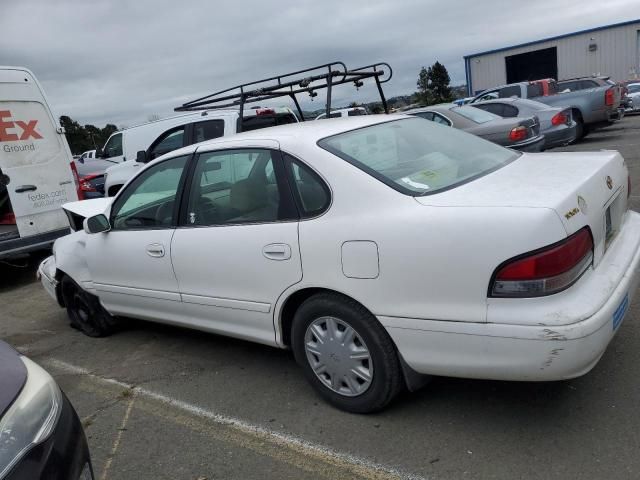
[304,316,373,397]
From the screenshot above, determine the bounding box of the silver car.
[471,97,577,149]
[407,104,545,152]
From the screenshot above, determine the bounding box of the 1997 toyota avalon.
[38,115,640,413]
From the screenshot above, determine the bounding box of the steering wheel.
[155,201,174,226]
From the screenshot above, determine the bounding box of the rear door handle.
[15,185,37,193]
[263,243,291,261]
[146,243,165,258]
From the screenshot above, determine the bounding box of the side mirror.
[136,150,148,163]
[83,214,111,234]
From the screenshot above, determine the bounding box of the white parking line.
[45,358,427,480]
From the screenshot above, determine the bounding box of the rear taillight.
[605,88,615,106]
[0,213,15,225]
[80,178,97,193]
[551,112,568,126]
[509,126,528,142]
[69,161,84,200]
[490,227,593,297]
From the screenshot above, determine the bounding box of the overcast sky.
[2,0,637,128]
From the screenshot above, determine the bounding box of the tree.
[348,101,360,108]
[416,66,432,105]
[59,116,120,155]
[415,62,453,106]
[428,61,452,104]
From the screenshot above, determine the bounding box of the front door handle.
[146,243,165,258]
[263,243,292,261]
[15,185,37,193]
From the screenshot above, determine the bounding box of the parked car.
[625,83,640,113]
[0,66,79,260]
[407,104,545,152]
[471,97,576,149]
[39,115,639,413]
[315,107,368,120]
[73,158,116,199]
[470,78,622,139]
[0,340,94,479]
[452,97,474,106]
[102,107,299,196]
[78,150,96,161]
[557,76,626,123]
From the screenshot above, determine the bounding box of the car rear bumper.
[37,255,61,305]
[0,228,70,260]
[5,393,94,480]
[381,210,640,382]
[543,124,577,149]
[508,134,545,153]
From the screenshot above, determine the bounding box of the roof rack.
[175,61,392,132]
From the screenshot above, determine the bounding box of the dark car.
[73,158,116,198]
[0,340,94,480]
[407,104,545,152]
[471,97,576,149]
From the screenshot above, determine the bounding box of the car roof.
[156,114,410,159]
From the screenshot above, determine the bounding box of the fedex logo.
[0,110,43,142]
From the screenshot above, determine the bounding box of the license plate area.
[604,192,624,251]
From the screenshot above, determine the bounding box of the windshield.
[451,106,500,124]
[318,118,518,195]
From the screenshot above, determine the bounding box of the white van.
[103,107,298,196]
[0,67,79,259]
[315,107,368,120]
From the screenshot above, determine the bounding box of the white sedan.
[39,115,640,413]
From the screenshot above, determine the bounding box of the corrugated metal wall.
[468,22,640,93]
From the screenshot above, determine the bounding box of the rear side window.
[502,104,519,117]
[475,103,504,117]
[526,83,543,97]
[347,109,366,117]
[499,86,521,98]
[240,113,297,132]
[193,120,224,143]
[283,154,330,218]
[411,111,434,121]
[558,81,578,91]
[452,106,500,124]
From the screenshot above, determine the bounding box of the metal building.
[464,19,640,95]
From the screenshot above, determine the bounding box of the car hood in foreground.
[0,340,27,418]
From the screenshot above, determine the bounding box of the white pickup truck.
[103,107,298,196]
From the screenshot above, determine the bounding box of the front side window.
[432,113,451,126]
[186,149,286,226]
[283,154,330,218]
[111,155,188,230]
[526,83,543,98]
[318,118,517,196]
[149,127,185,160]
[103,133,123,158]
[499,85,521,98]
[628,84,640,93]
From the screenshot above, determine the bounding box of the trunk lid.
[415,151,629,267]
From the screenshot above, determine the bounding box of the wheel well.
[572,108,583,121]
[280,287,371,347]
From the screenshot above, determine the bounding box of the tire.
[291,293,404,413]
[60,276,119,337]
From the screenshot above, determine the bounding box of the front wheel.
[61,276,119,337]
[291,293,404,413]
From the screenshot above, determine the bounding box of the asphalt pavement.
[2,115,640,480]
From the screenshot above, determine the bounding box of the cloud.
[1,0,636,127]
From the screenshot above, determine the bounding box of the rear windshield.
[451,106,500,124]
[318,118,518,196]
[240,113,298,132]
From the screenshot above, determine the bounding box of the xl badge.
[606,176,613,190]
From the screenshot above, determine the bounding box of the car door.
[170,144,302,345]
[101,131,125,163]
[85,154,189,320]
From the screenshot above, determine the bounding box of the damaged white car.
[39,115,640,412]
